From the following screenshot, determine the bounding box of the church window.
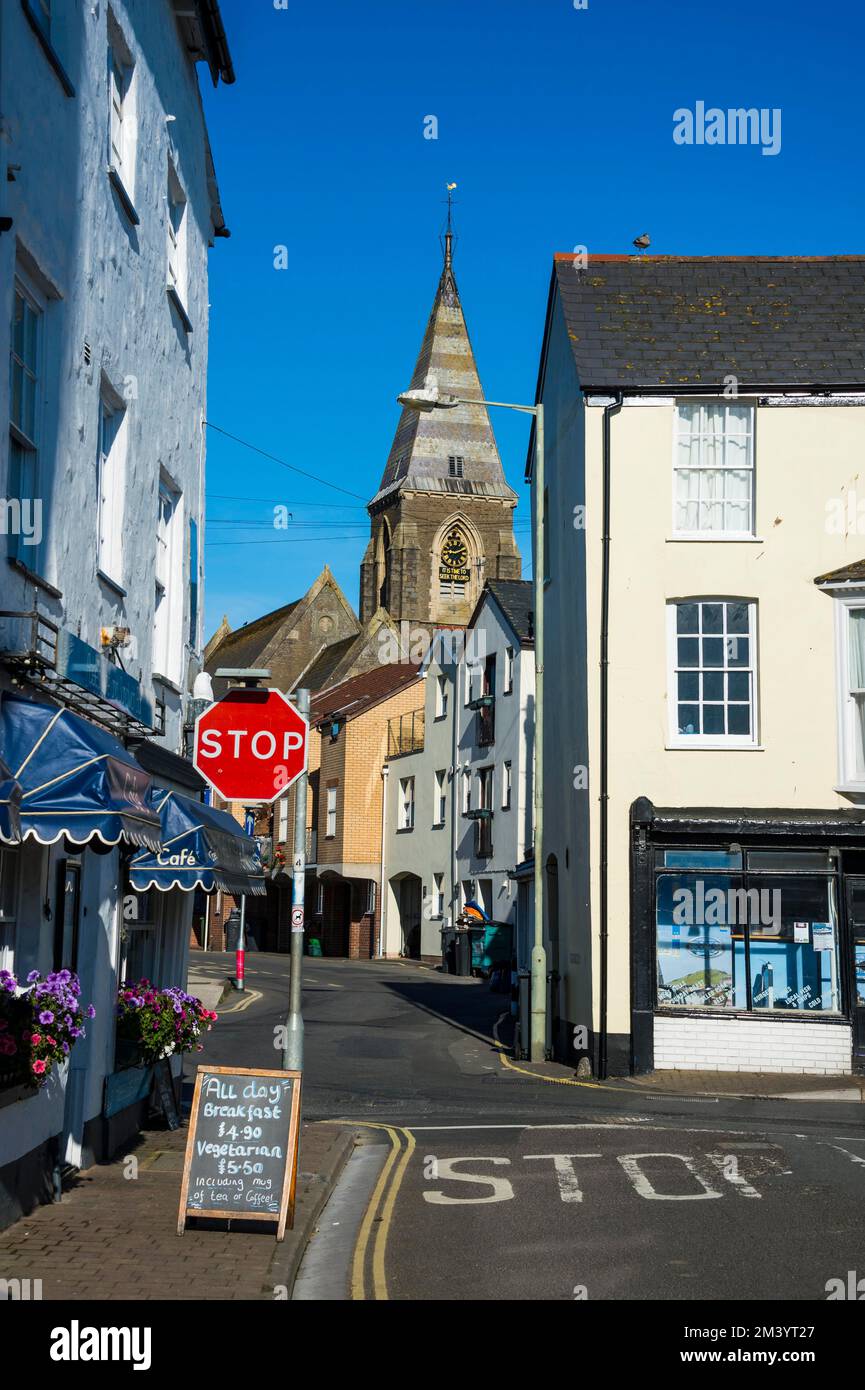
[448,456,464,478]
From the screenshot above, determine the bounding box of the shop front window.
[654,849,841,1014]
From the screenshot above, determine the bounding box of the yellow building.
[533,253,865,1077]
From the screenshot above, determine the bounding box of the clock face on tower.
[439,527,471,584]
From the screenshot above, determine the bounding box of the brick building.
[308,663,423,958]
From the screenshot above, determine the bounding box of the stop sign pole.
[194,674,309,1008]
[283,688,309,1073]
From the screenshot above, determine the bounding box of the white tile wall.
[654,1015,852,1075]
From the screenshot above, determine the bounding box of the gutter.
[598,390,622,1080]
[195,0,236,85]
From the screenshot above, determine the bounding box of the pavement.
[0,1115,359,1300]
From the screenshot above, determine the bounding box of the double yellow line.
[350,1124,415,1301]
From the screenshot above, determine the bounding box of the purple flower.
[86,1004,95,1019]
[26,970,40,984]
[38,1010,54,1025]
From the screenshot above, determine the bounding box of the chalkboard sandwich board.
[177,1065,301,1241]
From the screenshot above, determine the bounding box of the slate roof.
[814,559,865,586]
[478,580,534,647]
[551,255,865,390]
[369,237,516,510]
[302,636,358,692]
[310,662,422,726]
[206,600,301,697]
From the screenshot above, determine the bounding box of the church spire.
[367,196,516,511]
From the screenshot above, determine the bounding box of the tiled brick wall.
[653,1015,852,1075]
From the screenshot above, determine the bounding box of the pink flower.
[46,1036,56,1047]
[31,1034,42,1044]
[32,1059,46,1075]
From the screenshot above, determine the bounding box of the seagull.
[633,232,651,252]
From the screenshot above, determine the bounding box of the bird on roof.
[633,233,651,252]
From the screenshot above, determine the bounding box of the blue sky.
[201,0,865,638]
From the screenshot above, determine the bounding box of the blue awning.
[0,756,21,844]
[128,788,265,896]
[0,693,161,850]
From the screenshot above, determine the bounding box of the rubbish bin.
[224,907,242,952]
[455,928,473,977]
[441,924,457,974]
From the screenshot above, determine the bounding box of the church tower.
[360,224,521,628]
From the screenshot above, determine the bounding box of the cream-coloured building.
[533,253,865,1077]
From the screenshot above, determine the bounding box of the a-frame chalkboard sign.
[177,1065,302,1241]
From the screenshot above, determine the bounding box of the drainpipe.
[531,403,547,1061]
[451,662,459,929]
[598,391,623,1080]
[378,763,389,957]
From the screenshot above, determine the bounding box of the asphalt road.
[189,953,865,1304]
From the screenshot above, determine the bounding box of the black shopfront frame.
[630,798,865,1074]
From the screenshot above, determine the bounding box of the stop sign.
[193,689,309,803]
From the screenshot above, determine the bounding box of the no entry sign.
[193,689,309,803]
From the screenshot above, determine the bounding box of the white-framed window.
[325,785,337,838]
[504,646,514,694]
[478,766,493,811]
[435,673,449,720]
[277,792,290,844]
[502,761,512,810]
[674,400,755,537]
[465,662,477,706]
[462,768,472,814]
[97,387,126,585]
[433,770,446,826]
[107,9,136,206]
[0,850,20,970]
[399,776,415,831]
[9,278,44,566]
[834,596,865,789]
[667,599,757,748]
[167,159,188,308]
[120,889,163,985]
[153,475,182,683]
[432,872,444,919]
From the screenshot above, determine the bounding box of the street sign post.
[193,687,309,990]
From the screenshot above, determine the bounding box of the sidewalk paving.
[0,1118,359,1300]
[506,1053,865,1101]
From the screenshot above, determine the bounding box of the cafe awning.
[128,788,265,896]
[0,693,161,850]
[0,756,21,844]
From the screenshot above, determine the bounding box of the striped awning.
[0,693,161,850]
[129,788,265,896]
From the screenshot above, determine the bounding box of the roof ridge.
[553,253,865,263]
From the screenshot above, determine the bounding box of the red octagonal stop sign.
[193,689,309,803]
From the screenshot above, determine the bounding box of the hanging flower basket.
[0,969,94,1090]
[115,980,217,1067]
